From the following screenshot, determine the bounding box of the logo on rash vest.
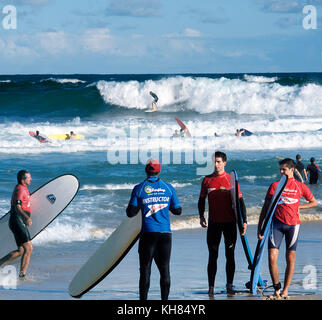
[145,203,168,217]
[144,186,165,194]
[277,195,298,205]
[46,194,56,204]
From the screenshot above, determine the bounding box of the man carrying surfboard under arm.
[198,151,247,296]
[258,158,317,299]
[0,170,33,279]
[126,159,182,300]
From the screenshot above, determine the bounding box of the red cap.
[145,158,161,174]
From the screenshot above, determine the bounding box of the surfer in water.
[34,130,48,142]
[306,157,320,184]
[171,130,180,138]
[149,91,158,111]
[235,128,253,137]
[126,159,182,300]
[179,128,186,137]
[258,158,317,299]
[198,151,247,296]
[66,131,76,140]
[295,154,307,182]
[0,170,33,279]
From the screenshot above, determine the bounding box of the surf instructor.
[0,170,33,279]
[126,158,182,300]
[258,158,317,299]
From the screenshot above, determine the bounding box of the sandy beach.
[1,222,321,301]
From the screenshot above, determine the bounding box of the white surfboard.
[0,174,79,258]
[69,213,142,298]
[145,109,157,113]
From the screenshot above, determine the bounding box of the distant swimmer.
[149,91,158,111]
[66,131,77,140]
[171,130,180,138]
[235,128,253,137]
[306,157,321,184]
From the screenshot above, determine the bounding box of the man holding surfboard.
[258,158,317,299]
[126,158,182,300]
[0,170,33,279]
[198,151,247,296]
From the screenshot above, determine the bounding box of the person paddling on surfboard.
[257,158,317,299]
[33,130,48,143]
[126,158,182,300]
[235,128,253,137]
[149,91,158,111]
[66,131,77,140]
[198,151,247,296]
[0,170,33,280]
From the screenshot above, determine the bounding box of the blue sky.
[0,0,322,74]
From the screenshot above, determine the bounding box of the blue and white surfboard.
[250,174,288,294]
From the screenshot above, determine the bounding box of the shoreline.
[0,223,321,300]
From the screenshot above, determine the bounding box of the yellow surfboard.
[48,133,84,141]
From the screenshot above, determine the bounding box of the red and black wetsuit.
[9,184,31,247]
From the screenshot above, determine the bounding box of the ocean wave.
[170,208,322,231]
[81,183,136,191]
[40,77,87,84]
[32,219,112,245]
[81,182,192,191]
[244,74,278,83]
[243,174,279,182]
[96,76,322,116]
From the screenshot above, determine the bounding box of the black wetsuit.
[126,176,181,300]
[138,232,172,300]
[206,222,237,288]
[307,163,319,184]
[9,209,31,247]
[295,161,305,182]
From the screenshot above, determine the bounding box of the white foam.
[81,183,136,191]
[0,115,321,155]
[244,74,278,83]
[41,77,86,84]
[81,182,191,191]
[96,76,322,116]
[243,175,279,182]
[32,218,113,245]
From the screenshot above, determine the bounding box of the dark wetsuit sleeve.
[198,196,206,218]
[239,197,247,224]
[126,186,140,217]
[170,207,182,215]
[126,204,140,217]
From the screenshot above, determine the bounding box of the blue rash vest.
[128,176,181,233]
